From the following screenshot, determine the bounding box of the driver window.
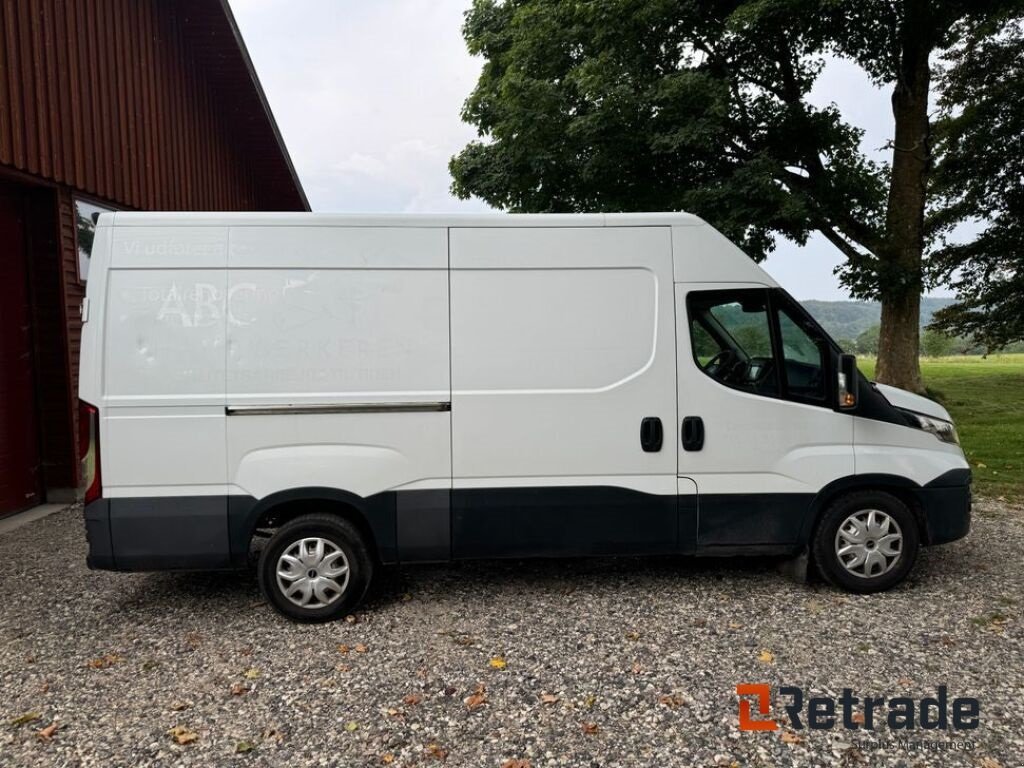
[687,290,779,396]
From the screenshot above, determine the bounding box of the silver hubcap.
[276,537,350,609]
[835,509,903,579]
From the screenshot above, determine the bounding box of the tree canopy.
[930,21,1024,349]
[451,0,1024,389]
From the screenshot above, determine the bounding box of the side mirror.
[837,353,859,411]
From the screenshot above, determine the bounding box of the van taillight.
[79,400,102,505]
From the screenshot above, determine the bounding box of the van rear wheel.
[258,514,373,622]
[812,490,919,593]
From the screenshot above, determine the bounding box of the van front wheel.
[258,514,373,622]
[812,491,919,593]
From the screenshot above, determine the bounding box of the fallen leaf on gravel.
[403,693,423,706]
[168,726,198,745]
[385,707,402,717]
[780,731,803,745]
[235,741,255,754]
[631,661,643,674]
[230,683,248,696]
[488,656,507,670]
[464,690,487,710]
[39,681,49,694]
[344,721,359,732]
[978,759,1002,768]
[581,722,599,735]
[261,727,283,743]
[354,643,369,653]
[624,630,641,641]
[501,760,531,768]
[338,644,351,654]
[425,742,448,760]
[37,722,58,741]
[336,663,352,673]
[583,694,597,709]
[9,712,41,726]
[540,692,559,705]
[758,650,775,664]
[345,614,358,624]
[851,712,865,726]
[658,694,686,709]
[87,654,122,669]
[984,614,1009,633]
[381,753,395,764]
[244,668,261,679]
[444,685,457,696]
[169,701,191,712]
[727,621,742,629]
[897,677,913,687]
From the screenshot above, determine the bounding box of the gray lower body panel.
[86,497,231,571]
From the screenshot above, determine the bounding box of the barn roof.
[185,0,309,211]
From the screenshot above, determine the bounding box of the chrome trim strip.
[225,402,451,416]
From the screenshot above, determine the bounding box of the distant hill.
[801,297,955,341]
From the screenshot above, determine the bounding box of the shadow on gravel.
[116,570,262,615]
[365,554,805,609]
[102,532,980,620]
[117,553,811,618]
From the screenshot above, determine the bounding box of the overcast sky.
[229,0,950,301]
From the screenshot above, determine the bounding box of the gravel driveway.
[0,498,1021,768]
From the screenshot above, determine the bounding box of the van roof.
[100,211,705,228]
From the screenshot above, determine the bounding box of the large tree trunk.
[875,3,932,393]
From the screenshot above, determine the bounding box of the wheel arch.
[800,474,928,546]
[229,486,397,567]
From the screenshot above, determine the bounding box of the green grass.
[858,354,1024,500]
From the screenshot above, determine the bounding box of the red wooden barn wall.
[0,0,307,490]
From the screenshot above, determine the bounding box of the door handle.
[640,417,663,452]
[681,416,704,451]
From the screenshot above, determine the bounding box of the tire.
[812,490,920,593]
[258,513,374,622]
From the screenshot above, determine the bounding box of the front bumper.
[920,468,972,546]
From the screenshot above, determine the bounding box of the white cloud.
[230,0,489,213]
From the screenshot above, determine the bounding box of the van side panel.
[224,227,452,561]
[99,226,231,568]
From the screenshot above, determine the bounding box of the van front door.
[675,284,854,551]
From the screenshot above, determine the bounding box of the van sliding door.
[449,226,678,558]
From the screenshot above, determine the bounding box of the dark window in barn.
[74,198,115,283]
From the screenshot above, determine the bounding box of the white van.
[78,212,971,621]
